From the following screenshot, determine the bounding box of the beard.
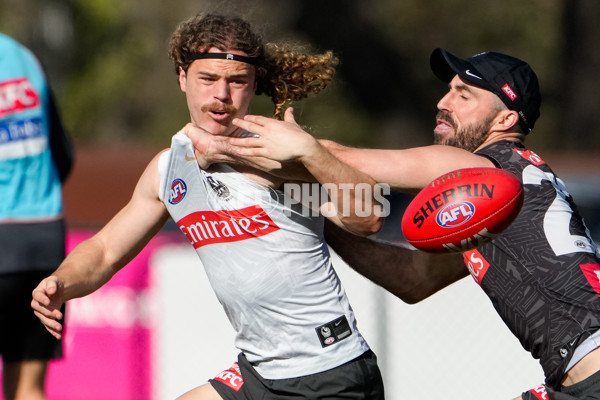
[433,111,495,152]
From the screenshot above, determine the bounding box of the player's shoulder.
[144,148,170,168]
[138,149,171,187]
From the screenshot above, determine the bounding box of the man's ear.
[178,66,187,92]
[494,109,519,132]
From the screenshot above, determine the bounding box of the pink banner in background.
[39,230,174,400]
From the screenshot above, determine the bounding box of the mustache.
[201,102,238,114]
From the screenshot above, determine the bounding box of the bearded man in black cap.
[185,48,600,399]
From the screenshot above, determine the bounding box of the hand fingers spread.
[242,114,269,125]
[232,118,263,136]
[228,136,261,149]
[232,146,266,158]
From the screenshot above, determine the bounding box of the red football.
[401,168,523,253]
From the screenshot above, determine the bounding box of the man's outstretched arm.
[184,109,494,192]
[319,140,494,192]
[324,219,469,303]
[31,153,170,339]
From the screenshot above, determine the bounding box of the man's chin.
[433,132,450,146]
[197,121,235,137]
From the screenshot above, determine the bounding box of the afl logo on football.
[436,201,475,228]
[169,178,187,204]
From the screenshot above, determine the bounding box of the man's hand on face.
[180,123,237,168]
[182,122,285,172]
[182,110,314,182]
[230,107,320,163]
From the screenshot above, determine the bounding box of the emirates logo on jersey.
[177,205,280,248]
[0,77,41,117]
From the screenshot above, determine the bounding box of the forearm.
[52,165,169,302]
[320,140,495,191]
[320,140,428,191]
[51,235,121,301]
[324,220,468,303]
[302,141,384,236]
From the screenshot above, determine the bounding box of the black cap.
[430,48,541,133]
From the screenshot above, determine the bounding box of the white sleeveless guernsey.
[158,132,369,379]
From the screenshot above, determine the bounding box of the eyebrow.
[449,82,476,95]
[196,70,252,79]
[450,82,471,91]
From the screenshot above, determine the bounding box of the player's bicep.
[95,154,170,270]
[325,143,494,191]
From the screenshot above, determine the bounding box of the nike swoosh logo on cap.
[465,69,483,80]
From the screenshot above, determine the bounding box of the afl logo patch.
[436,201,475,228]
[169,178,187,204]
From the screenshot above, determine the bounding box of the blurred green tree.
[1,0,598,152]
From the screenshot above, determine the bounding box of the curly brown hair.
[168,14,339,119]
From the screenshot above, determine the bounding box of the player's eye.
[458,91,471,100]
[230,79,247,87]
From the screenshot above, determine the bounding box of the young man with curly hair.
[30,13,385,400]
